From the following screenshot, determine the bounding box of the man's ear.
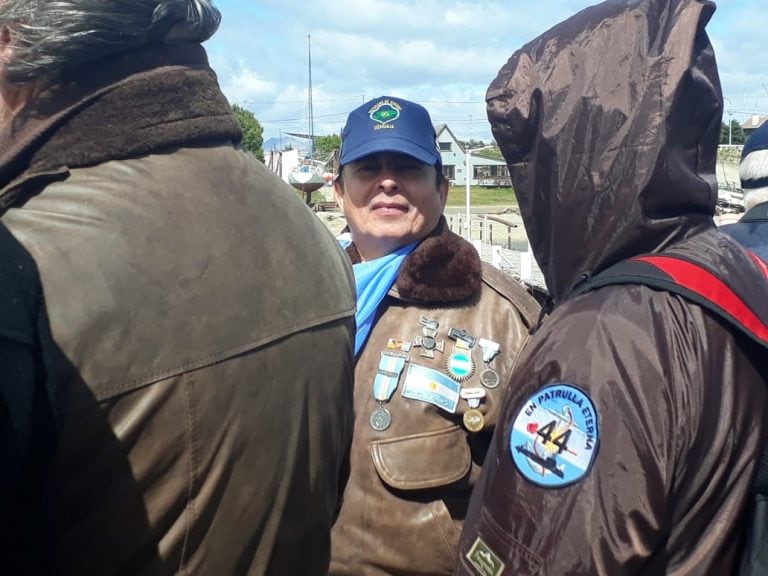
[438,176,449,208]
[333,175,345,212]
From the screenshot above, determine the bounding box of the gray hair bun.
[150,0,220,44]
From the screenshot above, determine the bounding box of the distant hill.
[263,135,309,154]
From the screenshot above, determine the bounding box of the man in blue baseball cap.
[721,122,768,260]
[330,96,540,575]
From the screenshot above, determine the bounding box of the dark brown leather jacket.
[457,1,768,574]
[0,45,356,575]
[331,220,540,575]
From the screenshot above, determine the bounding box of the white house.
[435,124,510,187]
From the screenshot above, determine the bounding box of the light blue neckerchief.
[339,236,419,355]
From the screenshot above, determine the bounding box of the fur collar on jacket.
[345,217,482,303]
[0,43,241,210]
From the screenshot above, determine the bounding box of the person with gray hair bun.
[0,0,220,82]
[0,1,356,575]
[721,123,768,261]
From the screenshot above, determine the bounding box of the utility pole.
[465,147,471,239]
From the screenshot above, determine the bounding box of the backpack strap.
[572,252,768,576]
[573,253,768,349]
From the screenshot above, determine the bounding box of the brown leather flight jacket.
[457,1,768,575]
[330,220,540,575]
[0,45,356,575]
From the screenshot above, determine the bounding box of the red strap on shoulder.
[747,250,768,279]
[632,255,768,343]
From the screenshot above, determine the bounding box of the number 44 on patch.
[508,383,600,488]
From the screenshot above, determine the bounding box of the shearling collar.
[345,217,483,303]
[0,43,241,211]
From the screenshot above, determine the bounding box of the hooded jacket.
[722,201,768,261]
[330,219,539,575]
[0,44,356,575]
[456,1,768,574]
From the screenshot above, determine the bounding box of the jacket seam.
[179,372,199,574]
[431,500,460,560]
[83,307,355,401]
[481,266,540,328]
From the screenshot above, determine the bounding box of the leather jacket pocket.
[370,425,471,490]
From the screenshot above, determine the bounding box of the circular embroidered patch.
[446,350,475,381]
[509,383,599,488]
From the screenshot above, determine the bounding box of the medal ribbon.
[373,352,407,402]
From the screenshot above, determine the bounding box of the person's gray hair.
[742,188,768,212]
[0,0,221,84]
[740,148,768,211]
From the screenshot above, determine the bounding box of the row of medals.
[370,315,501,434]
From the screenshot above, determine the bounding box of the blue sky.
[205,0,768,143]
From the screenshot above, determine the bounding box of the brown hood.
[487,0,721,302]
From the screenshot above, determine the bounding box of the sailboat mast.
[307,34,314,160]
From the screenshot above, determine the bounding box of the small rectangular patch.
[466,537,505,576]
[402,363,460,413]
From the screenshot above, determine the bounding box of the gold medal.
[463,409,485,432]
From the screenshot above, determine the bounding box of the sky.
[205,0,768,144]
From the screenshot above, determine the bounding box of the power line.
[231,96,365,105]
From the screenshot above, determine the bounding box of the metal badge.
[448,327,477,349]
[387,338,412,352]
[463,409,485,432]
[370,351,408,432]
[370,406,392,431]
[460,387,487,401]
[478,338,500,363]
[446,347,475,382]
[480,368,501,389]
[413,335,445,358]
[419,315,439,331]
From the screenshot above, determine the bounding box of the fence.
[445,213,547,292]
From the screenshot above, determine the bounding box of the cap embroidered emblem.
[369,100,401,125]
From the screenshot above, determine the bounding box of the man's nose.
[377,167,399,192]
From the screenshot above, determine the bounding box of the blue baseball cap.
[339,96,442,168]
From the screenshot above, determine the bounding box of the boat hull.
[289,170,325,193]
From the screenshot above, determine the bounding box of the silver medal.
[480,367,500,389]
[370,406,392,431]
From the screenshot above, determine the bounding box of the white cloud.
[207,0,766,139]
